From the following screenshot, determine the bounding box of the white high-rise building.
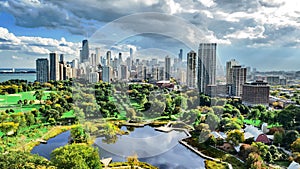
[118,65,128,80]
[88,72,99,83]
[226,59,239,85]
[232,65,247,97]
[198,43,217,94]
[102,66,112,83]
[106,51,111,66]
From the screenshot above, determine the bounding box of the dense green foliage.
[50,144,102,169]
[0,151,56,169]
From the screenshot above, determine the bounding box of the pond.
[31,126,206,169]
[31,130,70,158]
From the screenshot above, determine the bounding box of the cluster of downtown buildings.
[36,39,282,106]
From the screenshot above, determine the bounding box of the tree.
[205,112,220,131]
[198,129,211,143]
[224,121,242,132]
[273,131,283,146]
[212,106,223,116]
[0,151,55,169]
[126,108,136,120]
[164,95,174,119]
[127,154,139,167]
[33,90,44,104]
[174,96,187,109]
[181,109,201,125]
[251,142,269,159]
[253,104,266,113]
[291,138,300,153]
[265,152,273,163]
[246,152,265,169]
[45,109,60,122]
[74,107,85,122]
[195,123,209,131]
[239,144,259,161]
[23,99,28,105]
[17,99,23,107]
[226,129,245,146]
[25,111,35,126]
[70,125,89,143]
[50,144,101,169]
[248,109,261,120]
[283,130,299,148]
[276,105,300,129]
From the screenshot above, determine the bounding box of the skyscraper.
[36,58,49,83]
[226,59,239,85]
[232,65,247,96]
[187,51,197,88]
[106,51,111,66]
[49,53,59,81]
[129,48,133,70]
[118,52,122,66]
[102,66,112,83]
[165,56,171,80]
[198,43,217,94]
[179,49,183,61]
[80,40,89,63]
[60,54,64,62]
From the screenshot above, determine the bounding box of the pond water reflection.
[31,131,70,159]
[95,126,205,169]
[31,126,206,169]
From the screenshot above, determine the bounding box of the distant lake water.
[0,73,36,82]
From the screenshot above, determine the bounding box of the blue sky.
[0,0,300,71]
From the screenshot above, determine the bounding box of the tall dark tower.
[36,58,49,83]
[119,52,122,61]
[49,53,59,81]
[198,43,217,94]
[80,39,89,63]
[179,49,183,61]
[60,54,64,63]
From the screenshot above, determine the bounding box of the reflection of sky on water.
[31,131,70,159]
[121,126,162,138]
[31,126,206,168]
[95,126,188,158]
[95,126,205,169]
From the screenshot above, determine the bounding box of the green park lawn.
[0,91,53,112]
[244,119,282,128]
[61,110,75,119]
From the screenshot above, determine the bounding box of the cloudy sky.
[0,0,300,71]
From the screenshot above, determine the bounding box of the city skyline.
[1,0,300,71]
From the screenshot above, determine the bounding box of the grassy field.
[0,91,53,112]
[244,119,282,128]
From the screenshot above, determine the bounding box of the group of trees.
[0,80,75,138]
[0,142,102,169]
[0,79,72,95]
[241,142,288,168]
[50,144,102,169]
[183,91,300,168]
[72,82,120,119]
[0,111,38,135]
[0,151,56,169]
